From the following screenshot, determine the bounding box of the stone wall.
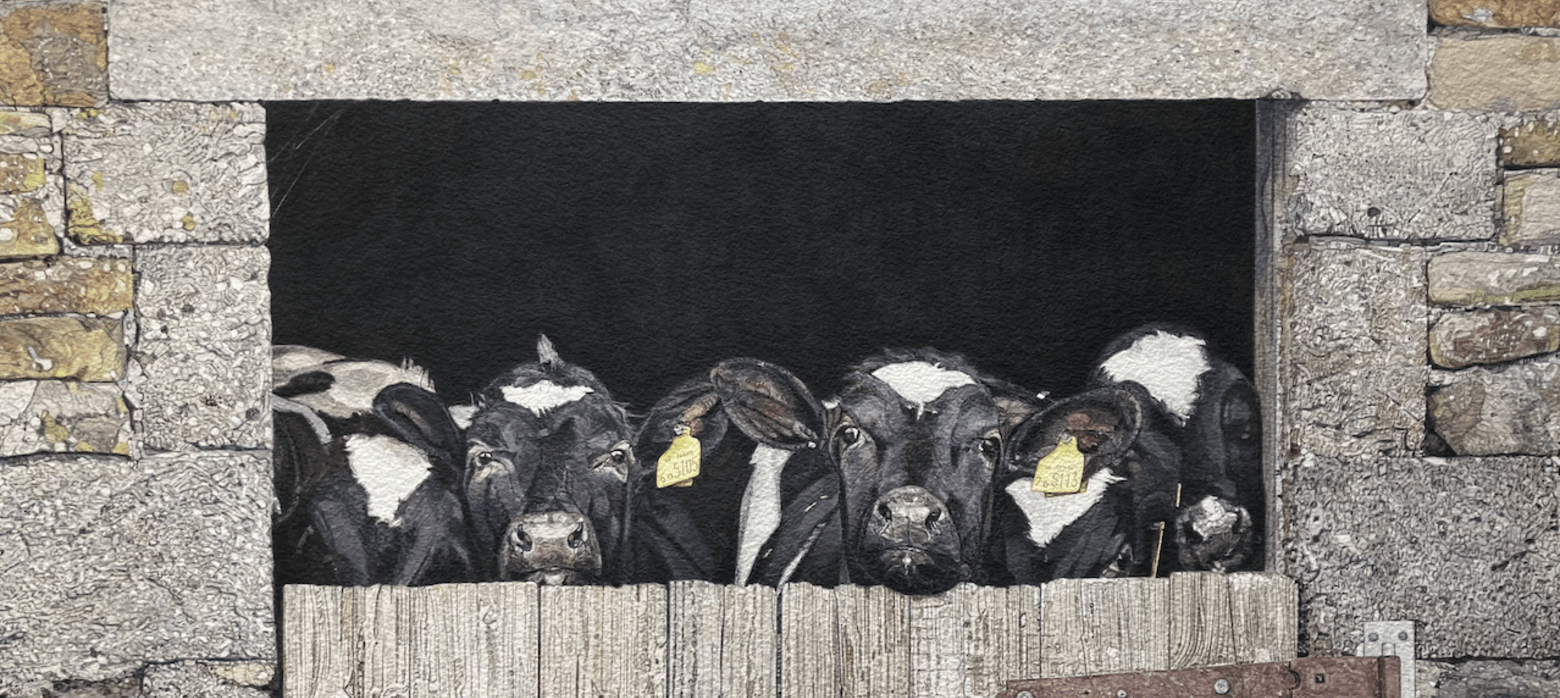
[0,0,1554,694]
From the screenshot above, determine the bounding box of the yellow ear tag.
[1031,435,1087,495]
[656,428,701,488]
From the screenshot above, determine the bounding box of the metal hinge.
[999,657,1402,698]
[1359,620,1415,698]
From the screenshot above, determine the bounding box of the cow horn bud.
[537,334,560,366]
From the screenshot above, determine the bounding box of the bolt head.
[1398,631,1408,641]
[1016,692,1034,698]
[1368,632,1379,642]
[1214,678,1231,694]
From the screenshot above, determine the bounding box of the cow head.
[827,349,1036,595]
[464,336,635,584]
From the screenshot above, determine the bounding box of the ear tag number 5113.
[1031,435,1086,495]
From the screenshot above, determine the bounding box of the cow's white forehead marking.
[501,380,594,415]
[1005,469,1124,549]
[1099,331,1209,424]
[345,434,431,526]
[734,444,790,586]
[871,361,976,407]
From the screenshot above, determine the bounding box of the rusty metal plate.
[999,657,1401,698]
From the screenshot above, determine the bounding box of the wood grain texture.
[282,585,351,698]
[836,584,910,698]
[669,581,777,698]
[909,583,1042,697]
[1169,572,1237,669]
[779,583,839,698]
[1227,572,1298,664]
[539,584,667,698]
[1041,577,1170,678]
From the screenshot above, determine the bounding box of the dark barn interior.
[264,101,1255,410]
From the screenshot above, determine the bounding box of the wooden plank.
[1169,571,1238,669]
[539,584,667,698]
[669,580,777,698]
[779,583,838,698]
[1227,572,1299,664]
[358,585,415,696]
[1079,577,1170,674]
[835,584,910,698]
[1038,578,1087,679]
[405,582,539,698]
[282,584,353,698]
[908,583,1043,698]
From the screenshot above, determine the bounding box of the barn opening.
[264,101,1256,411]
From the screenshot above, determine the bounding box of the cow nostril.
[567,525,585,549]
[877,502,892,522]
[516,531,533,553]
[926,508,941,526]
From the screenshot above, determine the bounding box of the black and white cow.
[623,358,841,587]
[273,381,473,587]
[988,384,1182,583]
[462,336,635,584]
[1088,324,1262,571]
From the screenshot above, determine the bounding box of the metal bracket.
[1000,657,1402,697]
[1359,620,1414,698]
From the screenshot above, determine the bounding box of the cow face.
[828,350,1024,595]
[464,336,634,584]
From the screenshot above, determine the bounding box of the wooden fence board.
[1169,571,1238,669]
[1227,572,1298,664]
[539,584,667,698]
[282,585,352,698]
[1040,577,1170,677]
[908,583,1043,698]
[779,583,839,698]
[836,584,911,698]
[669,581,777,698]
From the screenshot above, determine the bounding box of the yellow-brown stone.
[1430,35,1560,112]
[0,315,123,381]
[0,3,106,107]
[0,196,58,257]
[1502,119,1560,168]
[0,256,132,315]
[1432,0,1560,28]
[64,181,114,244]
[0,152,46,194]
[0,110,50,137]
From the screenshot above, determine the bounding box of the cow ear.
[993,393,1047,439]
[372,383,466,482]
[1007,386,1143,477]
[710,358,824,450]
[273,370,335,399]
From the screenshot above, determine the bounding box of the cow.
[628,349,1039,595]
[987,384,1182,583]
[273,381,473,587]
[1089,324,1262,572]
[272,344,435,423]
[462,336,635,584]
[988,323,1262,584]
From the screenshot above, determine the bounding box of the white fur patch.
[501,380,594,415]
[344,434,431,526]
[734,444,790,585]
[871,361,976,407]
[1005,469,1125,549]
[1099,331,1209,424]
[448,404,477,431]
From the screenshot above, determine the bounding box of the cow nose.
[500,511,603,583]
[870,486,951,546]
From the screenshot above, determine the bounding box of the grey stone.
[1286,106,1499,241]
[1430,34,1560,113]
[0,452,274,686]
[1430,307,1560,368]
[0,379,130,456]
[1280,242,1427,458]
[1429,250,1560,307]
[1278,455,1560,658]
[140,660,275,697]
[107,0,1426,102]
[1429,354,1560,455]
[61,103,267,244]
[1426,660,1560,698]
[1502,169,1560,247]
[128,245,270,452]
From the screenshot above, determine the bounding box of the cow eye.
[610,449,627,463]
[474,451,495,465]
[838,426,862,446]
[978,436,1001,461]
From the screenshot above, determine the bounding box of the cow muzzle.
[498,511,603,584]
[857,486,963,594]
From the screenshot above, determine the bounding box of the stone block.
[1286,106,1498,241]
[0,110,52,138]
[1429,250,1560,306]
[0,452,274,685]
[61,102,267,244]
[1430,307,1560,368]
[1501,117,1560,168]
[1420,660,1560,698]
[1431,0,1560,28]
[0,3,107,108]
[0,315,123,381]
[1281,242,1427,458]
[1279,455,1560,658]
[0,256,130,315]
[140,660,274,698]
[1502,169,1560,247]
[1429,354,1560,455]
[107,0,1426,102]
[0,379,129,456]
[0,125,61,259]
[129,245,269,451]
[1430,35,1560,113]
